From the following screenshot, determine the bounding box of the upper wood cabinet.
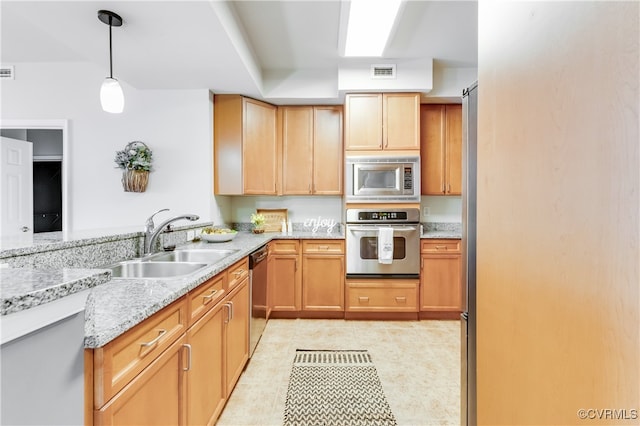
[214,95,278,195]
[420,104,462,195]
[280,106,343,195]
[344,93,420,151]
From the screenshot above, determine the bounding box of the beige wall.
[477,2,639,425]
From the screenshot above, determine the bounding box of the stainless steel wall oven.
[346,208,421,278]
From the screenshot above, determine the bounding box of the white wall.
[0,62,223,232]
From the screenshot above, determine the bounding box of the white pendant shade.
[100,77,124,113]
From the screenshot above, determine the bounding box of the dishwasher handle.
[249,245,268,268]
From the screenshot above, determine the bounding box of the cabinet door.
[214,94,243,195]
[420,254,462,312]
[186,304,224,426]
[384,93,420,150]
[302,255,344,311]
[344,94,382,150]
[94,336,187,426]
[281,106,314,194]
[225,280,249,395]
[420,104,446,195]
[269,254,301,312]
[445,104,462,195]
[313,106,343,194]
[243,98,277,194]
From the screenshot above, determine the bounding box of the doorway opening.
[0,120,69,234]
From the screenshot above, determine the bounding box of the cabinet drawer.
[302,240,344,254]
[269,240,300,255]
[188,272,226,326]
[93,297,187,407]
[346,281,418,312]
[227,257,249,291]
[421,239,461,253]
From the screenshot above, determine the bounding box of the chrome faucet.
[143,209,199,255]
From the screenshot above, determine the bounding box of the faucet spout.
[143,212,200,255]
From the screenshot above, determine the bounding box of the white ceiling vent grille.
[0,66,15,80]
[370,64,396,79]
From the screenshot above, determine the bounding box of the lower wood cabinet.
[186,300,224,426]
[302,240,344,312]
[94,334,187,426]
[269,239,345,316]
[224,279,250,395]
[90,260,250,426]
[345,279,419,313]
[268,240,302,312]
[420,239,462,317]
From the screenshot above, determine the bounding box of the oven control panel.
[346,208,420,224]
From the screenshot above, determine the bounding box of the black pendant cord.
[108,21,113,79]
[97,10,123,79]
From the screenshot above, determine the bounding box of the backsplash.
[423,222,462,232]
[0,223,211,269]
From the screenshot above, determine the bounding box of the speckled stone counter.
[421,222,462,239]
[84,230,344,348]
[1,268,111,315]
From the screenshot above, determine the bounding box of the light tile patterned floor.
[216,319,460,426]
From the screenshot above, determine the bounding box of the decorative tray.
[256,208,288,232]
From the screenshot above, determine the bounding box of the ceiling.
[0,0,478,105]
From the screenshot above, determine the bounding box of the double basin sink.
[108,248,239,279]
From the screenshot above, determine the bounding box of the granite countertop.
[85,230,344,347]
[421,222,462,239]
[0,229,340,348]
[1,268,111,316]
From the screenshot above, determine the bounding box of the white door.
[0,137,33,237]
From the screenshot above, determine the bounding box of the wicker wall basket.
[122,169,149,192]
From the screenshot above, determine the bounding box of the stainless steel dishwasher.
[249,245,268,357]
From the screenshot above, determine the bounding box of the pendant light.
[98,10,124,113]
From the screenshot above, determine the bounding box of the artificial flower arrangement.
[250,213,266,233]
[114,141,153,171]
[114,141,152,192]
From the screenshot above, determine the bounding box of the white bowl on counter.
[200,231,237,243]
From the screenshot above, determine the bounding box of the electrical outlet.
[423,207,431,217]
[187,230,195,241]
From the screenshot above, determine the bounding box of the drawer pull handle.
[358,296,369,303]
[318,245,330,250]
[395,296,407,303]
[435,245,447,250]
[140,329,167,347]
[182,344,192,372]
[233,269,245,277]
[202,289,218,303]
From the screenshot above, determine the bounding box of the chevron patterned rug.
[283,350,397,426]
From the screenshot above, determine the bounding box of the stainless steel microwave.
[345,156,421,203]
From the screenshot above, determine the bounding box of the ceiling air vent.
[0,66,15,79]
[370,64,396,79]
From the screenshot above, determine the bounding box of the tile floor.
[217,319,461,426]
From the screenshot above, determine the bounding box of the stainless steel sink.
[109,260,208,279]
[148,249,239,264]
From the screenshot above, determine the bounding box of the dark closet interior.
[33,161,62,232]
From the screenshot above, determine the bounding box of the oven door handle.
[347,225,419,233]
